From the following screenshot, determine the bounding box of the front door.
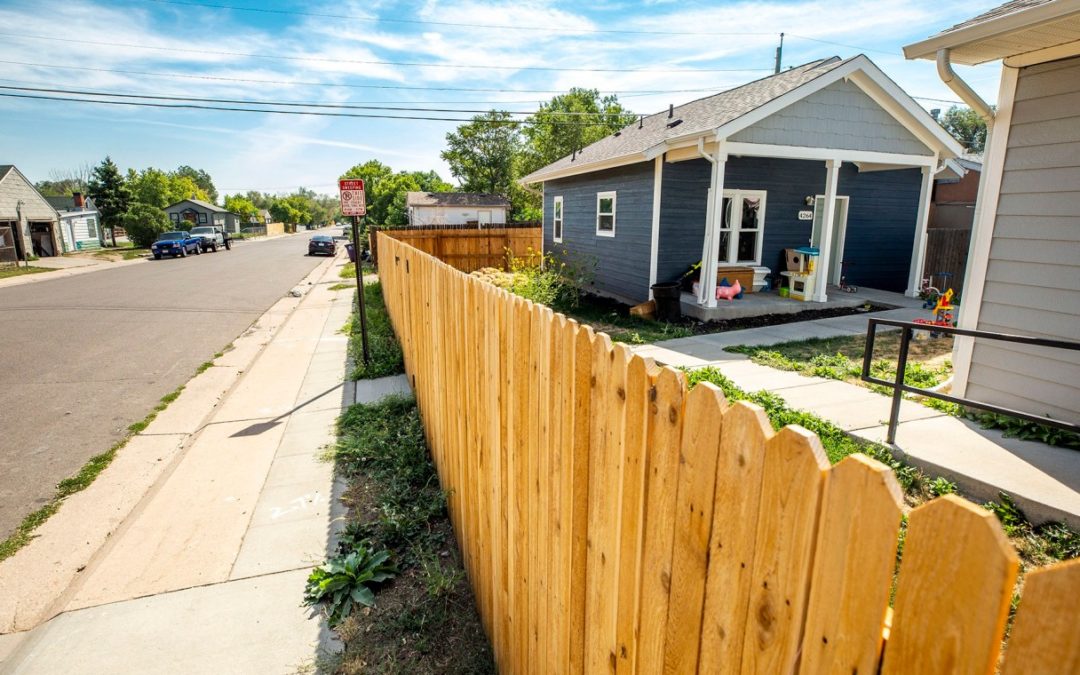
[811,196,850,285]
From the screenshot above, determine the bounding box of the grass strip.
[346,280,405,381]
[0,265,50,280]
[320,394,494,673]
[0,360,220,562]
[686,366,1079,569]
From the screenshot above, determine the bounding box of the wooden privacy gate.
[378,233,1079,674]
[370,225,541,272]
[924,228,971,300]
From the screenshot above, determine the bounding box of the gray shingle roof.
[521,57,852,183]
[935,0,1056,37]
[45,195,96,212]
[168,198,228,212]
[406,192,510,207]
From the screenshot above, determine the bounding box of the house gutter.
[936,49,995,123]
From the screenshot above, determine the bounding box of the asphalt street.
[0,233,332,539]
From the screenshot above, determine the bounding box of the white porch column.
[905,164,936,296]
[698,146,728,307]
[812,159,841,302]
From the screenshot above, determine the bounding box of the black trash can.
[651,281,682,322]
[345,243,356,263]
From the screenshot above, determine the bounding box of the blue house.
[520,56,964,317]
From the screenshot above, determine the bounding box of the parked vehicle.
[152,231,202,259]
[308,234,337,256]
[190,226,225,252]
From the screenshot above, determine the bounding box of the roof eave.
[903,1,1080,64]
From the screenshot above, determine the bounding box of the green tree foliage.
[339,161,452,225]
[173,165,218,203]
[441,111,521,196]
[940,106,988,154]
[224,195,260,223]
[520,88,636,175]
[126,168,211,209]
[121,203,172,248]
[87,156,131,244]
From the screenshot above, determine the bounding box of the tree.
[224,195,260,224]
[441,111,521,197]
[121,203,171,248]
[338,162,452,225]
[35,163,93,197]
[520,88,636,176]
[126,168,210,209]
[174,165,218,203]
[87,156,130,247]
[340,160,394,224]
[940,106,988,154]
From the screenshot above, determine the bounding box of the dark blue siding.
[655,156,921,293]
[543,162,654,303]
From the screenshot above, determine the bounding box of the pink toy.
[716,279,742,301]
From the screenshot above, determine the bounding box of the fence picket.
[636,367,687,674]
[698,401,773,673]
[1001,558,1080,674]
[799,454,904,675]
[568,324,595,673]
[663,382,727,674]
[882,495,1019,675]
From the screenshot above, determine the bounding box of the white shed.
[406,192,510,227]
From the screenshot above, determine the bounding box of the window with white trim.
[716,189,766,264]
[596,191,616,237]
[86,217,98,240]
[552,196,563,243]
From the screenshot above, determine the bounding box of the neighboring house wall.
[0,168,60,257]
[543,162,655,304]
[655,156,920,292]
[410,205,508,226]
[164,201,242,233]
[931,169,981,230]
[965,55,1080,424]
[729,79,933,156]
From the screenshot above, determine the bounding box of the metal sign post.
[340,179,370,366]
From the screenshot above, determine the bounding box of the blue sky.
[0,0,1004,199]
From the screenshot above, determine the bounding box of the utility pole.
[350,214,371,366]
[775,32,785,74]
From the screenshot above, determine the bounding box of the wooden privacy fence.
[370,225,541,272]
[924,228,971,300]
[377,233,1079,674]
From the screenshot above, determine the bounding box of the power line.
[0,91,620,125]
[0,84,641,116]
[142,0,777,38]
[0,32,773,74]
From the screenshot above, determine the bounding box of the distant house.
[164,198,242,233]
[406,192,510,227]
[520,56,963,313]
[905,0,1080,426]
[0,165,62,261]
[46,193,103,251]
[258,209,272,225]
[932,156,982,230]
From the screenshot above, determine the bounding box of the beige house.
[406,192,510,227]
[0,165,62,262]
[905,0,1080,425]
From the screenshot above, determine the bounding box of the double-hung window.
[596,191,616,237]
[552,196,564,243]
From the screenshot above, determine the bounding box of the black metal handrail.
[861,318,1080,444]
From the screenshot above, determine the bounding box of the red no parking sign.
[339,179,367,216]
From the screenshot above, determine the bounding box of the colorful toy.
[716,279,742,301]
[914,288,955,336]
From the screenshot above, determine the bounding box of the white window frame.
[718,189,767,265]
[595,191,616,237]
[552,196,564,243]
[85,217,98,240]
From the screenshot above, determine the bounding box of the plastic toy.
[914,288,955,336]
[716,279,742,301]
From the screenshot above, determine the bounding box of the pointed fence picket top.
[1001,558,1080,674]
[698,401,773,673]
[374,234,1073,675]
[882,494,1019,675]
[799,454,904,675]
[634,367,686,674]
[663,382,727,674]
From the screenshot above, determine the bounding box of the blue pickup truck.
[152,231,203,259]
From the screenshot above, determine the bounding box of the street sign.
[338,179,367,216]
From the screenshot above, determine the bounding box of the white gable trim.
[714,55,963,158]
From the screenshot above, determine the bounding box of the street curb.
[0,251,344,636]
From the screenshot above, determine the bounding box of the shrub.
[121,203,172,247]
[505,248,593,309]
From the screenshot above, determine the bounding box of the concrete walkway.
[631,303,1080,529]
[1,257,408,673]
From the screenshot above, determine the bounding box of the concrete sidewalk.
[631,309,1080,529]
[0,257,401,673]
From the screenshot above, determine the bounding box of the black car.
[308,235,336,256]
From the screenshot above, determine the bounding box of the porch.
[679,285,923,322]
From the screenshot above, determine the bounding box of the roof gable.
[165,198,228,213]
[0,165,59,220]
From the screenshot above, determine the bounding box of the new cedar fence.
[369,224,541,272]
[377,233,1079,674]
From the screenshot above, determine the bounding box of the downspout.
[936,49,995,123]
